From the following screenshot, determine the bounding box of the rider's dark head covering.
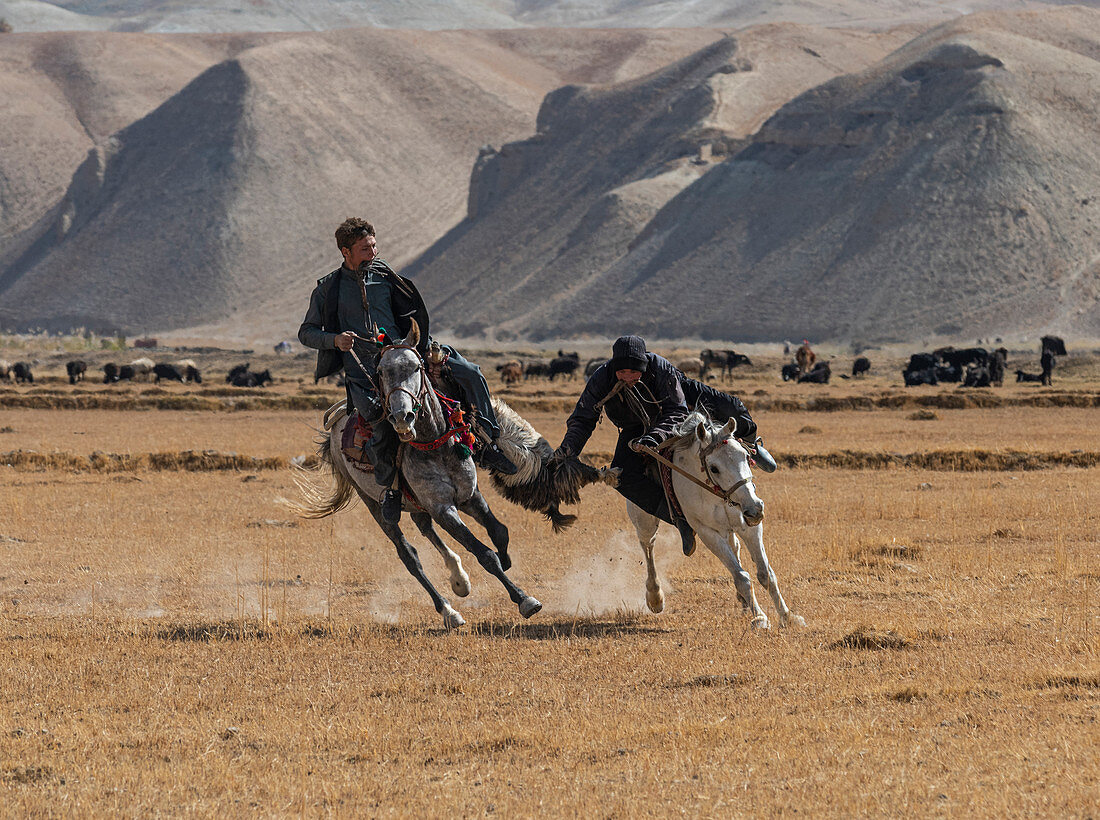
[610,335,649,373]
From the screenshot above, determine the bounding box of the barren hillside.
[3,0,1096,32]
[0,27,725,333]
[411,8,1100,343]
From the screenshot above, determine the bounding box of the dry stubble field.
[1,351,1098,815]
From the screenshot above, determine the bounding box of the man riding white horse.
[299,218,517,523]
[554,335,772,556]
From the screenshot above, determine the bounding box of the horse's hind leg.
[432,505,540,619]
[411,511,471,597]
[362,497,465,629]
[626,502,664,613]
[738,523,804,628]
[457,490,511,571]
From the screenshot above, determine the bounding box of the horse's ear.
[695,421,709,443]
[402,318,420,349]
[720,419,737,440]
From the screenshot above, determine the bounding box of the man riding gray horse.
[554,335,772,555]
[299,217,517,523]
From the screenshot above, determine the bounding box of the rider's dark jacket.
[298,259,430,382]
[560,353,756,456]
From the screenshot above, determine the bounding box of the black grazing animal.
[1016,370,1044,383]
[584,358,607,377]
[781,362,800,382]
[935,346,988,370]
[66,360,86,384]
[230,369,272,388]
[13,362,33,383]
[557,350,580,361]
[227,363,250,383]
[524,361,550,380]
[119,365,136,381]
[548,356,580,380]
[962,364,991,387]
[903,367,938,386]
[153,363,185,383]
[273,340,292,354]
[103,363,119,383]
[797,361,831,384]
[906,353,937,372]
[183,365,203,384]
[1041,335,1067,357]
[851,357,870,377]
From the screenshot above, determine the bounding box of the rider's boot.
[380,485,402,524]
[676,518,697,557]
[475,439,518,475]
[753,437,778,473]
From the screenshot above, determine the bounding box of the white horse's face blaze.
[379,348,422,441]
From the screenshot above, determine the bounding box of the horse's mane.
[667,410,715,452]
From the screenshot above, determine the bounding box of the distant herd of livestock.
[0,335,1073,390]
[0,358,273,388]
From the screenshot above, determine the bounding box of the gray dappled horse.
[293,322,542,629]
[628,413,804,630]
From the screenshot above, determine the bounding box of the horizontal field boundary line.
[1,391,1098,413]
[0,394,334,412]
[2,449,1097,474]
[0,449,302,473]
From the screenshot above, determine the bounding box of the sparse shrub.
[0,19,13,34]
[909,409,938,420]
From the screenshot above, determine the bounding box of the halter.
[378,342,472,453]
[379,343,429,421]
[697,435,754,506]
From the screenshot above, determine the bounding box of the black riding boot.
[476,440,518,475]
[380,486,402,524]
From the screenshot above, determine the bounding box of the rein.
[635,441,752,507]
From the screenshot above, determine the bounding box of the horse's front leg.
[457,490,511,571]
[410,511,471,597]
[432,505,541,619]
[361,497,465,629]
[697,524,769,629]
[736,522,804,628]
[626,502,664,613]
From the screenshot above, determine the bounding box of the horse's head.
[377,320,425,442]
[694,418,764,526]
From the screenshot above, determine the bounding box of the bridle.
[377,343,431,435]
[697,435,755,506]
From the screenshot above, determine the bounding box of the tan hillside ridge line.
[411,7,1100,344]
[0,27,726,335]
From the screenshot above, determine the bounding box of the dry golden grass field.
[1,346,1098,815]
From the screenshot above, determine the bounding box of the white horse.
[627,412,804,630]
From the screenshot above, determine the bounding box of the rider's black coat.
[560,353,757,457]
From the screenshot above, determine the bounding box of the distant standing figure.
[795,341,815,376]
[851,357,870,378]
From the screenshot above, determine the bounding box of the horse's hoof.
[646,589,665,614]
[782,614,806,629]
[519,596,542,619]
[497,550,512,572]
[442,604,465,630]
[749,614,770,631]
[451,573,471,598]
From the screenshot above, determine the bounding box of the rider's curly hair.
[334,217,375,251]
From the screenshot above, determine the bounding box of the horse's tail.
[281,407,358,520]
